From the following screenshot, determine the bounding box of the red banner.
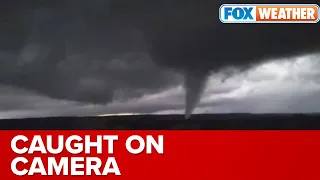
[1,130,320,180]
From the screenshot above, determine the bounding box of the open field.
[0,114,319,130]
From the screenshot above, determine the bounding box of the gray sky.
[0,1,319,119]
[0,53,319,119]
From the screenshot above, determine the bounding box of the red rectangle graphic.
[1,130,320,180]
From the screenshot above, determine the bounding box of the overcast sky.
[1,1,319,119]
[0,52,319,119]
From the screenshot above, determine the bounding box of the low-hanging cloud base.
[0,55,319,119]
[0,1,320,119]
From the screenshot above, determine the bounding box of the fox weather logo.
[219,4,319,23]
[220,4,257,23]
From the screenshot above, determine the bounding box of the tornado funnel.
[184,70,209,119]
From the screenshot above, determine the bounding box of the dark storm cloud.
[0,0,320,117]
[0,3,182,104]
[0,56,320,119]
[0,48,181,104]
[124,0,320,116]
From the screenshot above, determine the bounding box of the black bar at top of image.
[0,114,319,130]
